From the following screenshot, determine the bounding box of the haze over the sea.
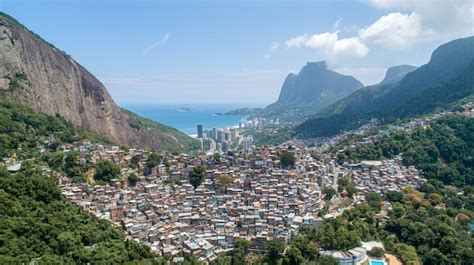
[123,104,258,135]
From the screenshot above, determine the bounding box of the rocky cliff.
[0,13,198,152]
[263,61,363,121]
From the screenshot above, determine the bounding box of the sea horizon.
[121,103,265,136]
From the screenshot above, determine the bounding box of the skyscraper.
[212,128,218,140]
[197,124,203,138]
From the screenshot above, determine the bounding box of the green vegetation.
[337,173,357,197]
[232,239,250,265]
[63,151,88,183]
[264,238,284,264]
[123,108,200,153]
[0,93,111,160]
[190,165,206,189]
[128,173,139,186]
[296,37,474,138]
[279,150,296,169]
[367,247,384,258]
[322,187,336,201]
[129,154,141,169]
[243,127,292,146]
[94,160,121,183]
[3,71,30,91]
[313,115,474,264]
[293,182,474,264]
[337,115,474,186]
[0,166,154,263]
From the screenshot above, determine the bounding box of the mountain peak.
[299,61,328,74]
[380,65,418,85]
[262,61,363,120]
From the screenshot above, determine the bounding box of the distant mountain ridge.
[263,61,363,121]
[0,12,199,152]
[379,65,418,85]
[296,36,474,138]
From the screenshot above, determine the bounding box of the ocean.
[122,104,256,136]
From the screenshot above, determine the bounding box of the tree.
[265,238,284,264]
[290,235,318,261]
[129,155,141,169]
[0,168,155,263]
[322,187,336,201]
[94,160,120,183]
[283,246,304,265]
[216,174,233,193]
[128,173,139,186]
[279,150,296,169]
[45,151,64,171]
[318,255,338,265]
[384,190,403,202]
[232,239,250,265]
[366,192,382,210]
[64,150,84,181]
[367,247,385,258]
[213,153,221,164]
[146,152,159,168]
[190,165,206,189]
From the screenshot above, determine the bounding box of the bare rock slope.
[0,13,198,152]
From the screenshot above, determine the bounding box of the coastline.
[121,104,251,136]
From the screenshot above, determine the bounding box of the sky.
[1,0,473,105]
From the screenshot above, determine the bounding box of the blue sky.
[1,0,472,105]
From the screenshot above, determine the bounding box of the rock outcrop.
[0,13,198,152]
[263,61,363,121]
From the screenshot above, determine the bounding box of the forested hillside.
[0,166,156,263]
[296,37,474,138]
[0,93,113,159]
[0,94,159,263]
[337,115,474,186]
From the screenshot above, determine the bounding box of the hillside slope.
[296,37,474,138]
[0,12,199,152]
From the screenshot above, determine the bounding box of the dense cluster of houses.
[58,141,424,263]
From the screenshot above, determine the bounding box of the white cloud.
[143,33,171,55]
[359,12,429,49]
[285,31,368,64]
[284,34,310,48]
[364,0,473,49]
[283,0,472,61]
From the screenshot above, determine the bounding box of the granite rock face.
[0,14,197,152]
[263,61,363,120]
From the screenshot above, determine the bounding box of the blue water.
[371,261,384,265]
[471,222,474,231]
[122,104,254,135]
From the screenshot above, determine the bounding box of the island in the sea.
[177,107,192,113]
